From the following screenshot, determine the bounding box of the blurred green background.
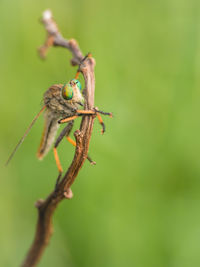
[1,0,200,266]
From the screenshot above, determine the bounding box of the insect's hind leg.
[54,121,74,190]
[55,121,74,149]
[66,136,96,165]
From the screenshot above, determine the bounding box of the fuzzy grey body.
[37,84,83,159]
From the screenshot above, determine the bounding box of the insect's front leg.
[75,108,112,134]
[58,108,112,134]
[58,110,96,124]
[93,107,113,134]
[58,115,80,124]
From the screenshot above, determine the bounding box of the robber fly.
[5,68,112,177]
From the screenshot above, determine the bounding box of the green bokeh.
[1,0,200,266]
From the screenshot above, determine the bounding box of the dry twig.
[21,10,96,267]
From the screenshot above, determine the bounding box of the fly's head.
[62,79,84,104]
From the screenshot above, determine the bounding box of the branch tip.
[43,9,52,20]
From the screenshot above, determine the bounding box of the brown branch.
[21,10,96,267]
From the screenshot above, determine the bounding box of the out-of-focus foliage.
[1,0,200,266]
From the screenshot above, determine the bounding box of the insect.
[6,64,112,178]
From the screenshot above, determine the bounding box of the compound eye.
[62,84,73,100]
[71,79,82,91]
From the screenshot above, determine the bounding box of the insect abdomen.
[37,109,60,160]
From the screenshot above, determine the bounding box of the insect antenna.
[5,105,46,166]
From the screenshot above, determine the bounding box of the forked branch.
[21,10,96,267]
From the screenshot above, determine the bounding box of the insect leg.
[59,110,97,124]
[94,108,112,134]
[53,122,74,192]
[76,108,112,134]
[58,115,79,124]
[58,110,97,124]
[73,110,105,134]
[59,120,95,164]
[96,113,105,134]
[74,109,105,134]
[94,109,113,117]
[54,121,74,175]
[55,121,74,148]
[53,148,63,173]
[66,136,96,165]
[76,110,96,115]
